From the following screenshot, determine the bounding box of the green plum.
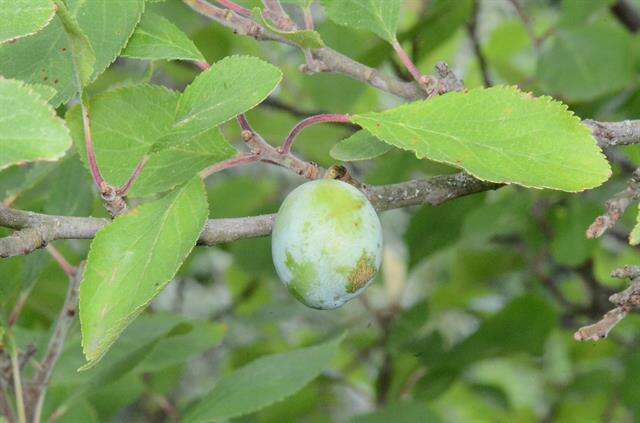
[271,179,383,309]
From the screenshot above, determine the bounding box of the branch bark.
[0,172,498,258]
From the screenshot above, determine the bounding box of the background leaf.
[537,22,634,102]
[0,78,71,170]
[122,12,205,62]
[354,86,611,191]
[79,177,208,368]
[0,0,144,105]
[0,0,55,44]
[321,0,402,43]
[183,335,344,422]
[330,130,391,161]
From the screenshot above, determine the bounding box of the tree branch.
[575,265,640,340]
[587,169,640,239]
[0,172,498,258]
[182,0,427,101]
[1,117,640,258]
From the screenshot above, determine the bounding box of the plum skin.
[271,179,383,309]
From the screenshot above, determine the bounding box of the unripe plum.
[271,179,383,309]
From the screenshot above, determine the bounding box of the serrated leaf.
[136,127,235,196]
[122,12,205,62]
[69,83,236,197]
[0,0,55,44]
[53,0,95,86]
[0,0,144,106]
[26,83,57,102]
[353,86,611,192]
[321,0,401,43]
[172,55,282,139]
[79,177,208,367]
[0,78,71,170]
[253,7,324,49]
[330,130,391,161]
[537,22,634,102]
[183,335,344,423]
[629,205,640,245]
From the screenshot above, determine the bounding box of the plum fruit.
[271,179,383,309]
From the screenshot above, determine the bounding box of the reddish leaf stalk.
[116,155,149,197]
[199,154,261,179]
[80,102,106,191]
[391,39,430,90]
[282,114,352,154]
[216,0,251,16]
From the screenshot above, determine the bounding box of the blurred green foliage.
[2,0,640,421]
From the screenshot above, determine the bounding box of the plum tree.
[272,179,383,309]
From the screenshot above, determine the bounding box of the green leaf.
[69,83,236,197]
[71,0,145,80]
[253,8,324,49]
[406,195,483,266]
[53,0,95,87]
[330,130,391,161]
[183,335,344,422]
[135,320,226,373]
[0,78,71,170]
[351,402,442,423]
[122,12,205,62]
[537,22,634,102]
[171,55,282,139]
[415,295,556,398]
[321,0,401,43]
[0,0,55,44]
[135,127,235,196]
[26,83,57,102]
[79,177,208,368]
[0,0,144,106]
[44,154,93,216]
[353,86,611,192]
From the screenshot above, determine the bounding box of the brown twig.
[586,169,640,239]
[182,0,426,101]
[262,0,296,31]
[575,265,640,341]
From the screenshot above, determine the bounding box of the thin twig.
[468,0,492,87]
[182,0,426,101]
[27,263,83,423]
[575,265,640,341]
[281,114,352,154]
[262,0,296,31]
[9,339,25,423]
[216,0,251,16]
[46,245,76,278]
[586,169,640,239]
